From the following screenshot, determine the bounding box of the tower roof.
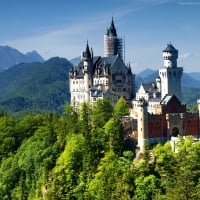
[83,41,91,59]
[107,17,117,37]
[163,43,178,53]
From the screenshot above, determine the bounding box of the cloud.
[2,6,136,60]
[179,52,191,61]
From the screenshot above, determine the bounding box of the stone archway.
[172,127,179,137]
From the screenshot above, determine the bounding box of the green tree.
[0,116,16,161]
[87,151,133,200]
[165,136,200,200]
[0,156,20,200]
[114,96,130,117]
[104,117,125,155]
[134,175,161,200]
[79,102,92,136]
[47,134,85,200]
[91,98,113,128]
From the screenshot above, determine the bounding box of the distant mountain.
[25,50,44,63]
[136,68,200,88]
[0,57,72,114]
[188,72,200,81]
[137,68,156,79]
[0,45,44,70]
[136,68,200,106]
[0,63,200,115]
[70,56,81,66]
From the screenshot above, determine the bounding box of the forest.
[1,97,200,200]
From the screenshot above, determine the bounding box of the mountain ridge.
[0,57,72,114]
[0,55,199,115]
[0,45,44,70]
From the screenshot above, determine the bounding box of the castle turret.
[81,41,93,102]
[197,99,200,119]
[104,18,123,59]
[162,43,178,68]
[137,98,149,152]
[159,43,183,101]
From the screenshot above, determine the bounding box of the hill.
[0,45,44,70]
[0,57,72,114]
[0,62,200,115]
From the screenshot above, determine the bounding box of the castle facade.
[69,18,135,107]
[69,18,200,152]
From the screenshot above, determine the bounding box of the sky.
[0,0,200,73]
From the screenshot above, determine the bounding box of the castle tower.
[197,99,200,119]
[104,18,123,59]
[137,98,149,152]
[81,41,93,102]
[159,43,183,101]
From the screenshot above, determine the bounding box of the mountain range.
[0,46,200,115]
[0,45,44,71]
[0,57,72,115]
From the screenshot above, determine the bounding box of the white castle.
[132,43,183,114]
[69,18,135,107]
[69,18,200,153]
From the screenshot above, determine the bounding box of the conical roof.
[84,41,91,59]
[107,17,117,37]
[163,43,177,52]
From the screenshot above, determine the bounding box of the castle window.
[112,74,116,80]
[122,74,126,80]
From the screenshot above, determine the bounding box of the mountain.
[70,56,81,66]
[0,57,72,115]
[0,45,44,70]
[136,68,200,88]
[25,50,44,63]
[136,68,200,106]
[0,63,200,115]
[188,72,200,81]
[137,68,156,79]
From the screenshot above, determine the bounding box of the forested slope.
[0,57,72,115]
[1,98,200,199]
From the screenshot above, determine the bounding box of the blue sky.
[0,0,200,73]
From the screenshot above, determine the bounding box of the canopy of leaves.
[0,100,200,199]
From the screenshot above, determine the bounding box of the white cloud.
[3,7,136,60]
[179,52,191,61]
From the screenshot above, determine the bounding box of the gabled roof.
[141,83,158,93]
[160,94,181,106]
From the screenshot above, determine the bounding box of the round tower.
[81,41,93,102]
[197,99,200,119]
[137,98,149,152]
[162,43,178,68]
[159,43,183,101]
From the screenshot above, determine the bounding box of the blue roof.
[163,43,177,52]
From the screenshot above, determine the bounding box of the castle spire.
[107,17,117,37]
[104,18,123,58]
[82,40,91,61]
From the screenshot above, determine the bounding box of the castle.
[69,19,200,152]
[69,18,135,107]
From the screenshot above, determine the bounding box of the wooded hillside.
[1,98,200,199]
